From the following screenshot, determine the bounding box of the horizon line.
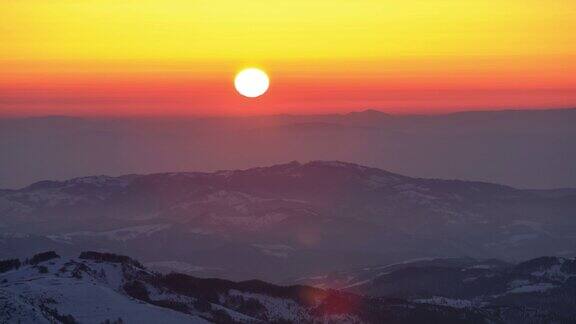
[1,106,575,120]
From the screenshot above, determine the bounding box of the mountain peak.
[346,109,393,118]
[304,160,370,170]
[233,160,402,180]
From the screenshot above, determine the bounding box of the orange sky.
[1,0,575,116]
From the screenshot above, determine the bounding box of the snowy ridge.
[0,252,208,324]
[0,251,495,324]
[290,255,576,322]
[1,160,575,283]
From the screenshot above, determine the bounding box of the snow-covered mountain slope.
[0,252,209,324]
[1,251,494,324]
[1,161,575,281]
[339,256,576,323]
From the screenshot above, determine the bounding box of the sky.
[1,0,575,116]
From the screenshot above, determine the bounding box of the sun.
[234,68,270,98]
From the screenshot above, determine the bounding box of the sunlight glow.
[234,68,270,98]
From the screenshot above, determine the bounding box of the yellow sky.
[2,0,575,62]
[1,0,575,115]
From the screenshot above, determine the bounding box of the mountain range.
[2,251,575,323]
[1,108,575,189]
[1,161,575,282]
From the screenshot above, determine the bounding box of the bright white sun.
[234,68,269,98]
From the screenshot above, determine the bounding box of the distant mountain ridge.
[1,161,575,282]
[1,107,576,189]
